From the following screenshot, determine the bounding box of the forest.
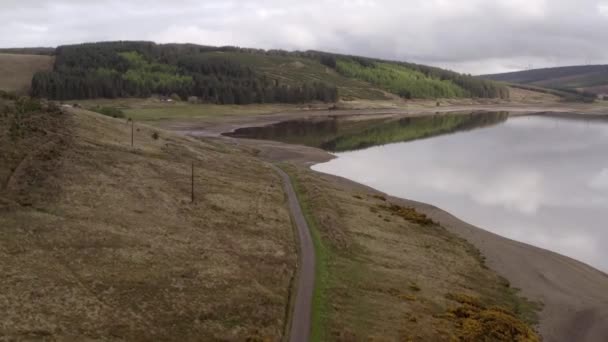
[30,41,507,103]
[31,42,337,104]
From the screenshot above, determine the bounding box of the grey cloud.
[2,0,608,74]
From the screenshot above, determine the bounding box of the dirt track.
[271,165,315,342]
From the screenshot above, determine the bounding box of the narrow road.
[271,165,315,342]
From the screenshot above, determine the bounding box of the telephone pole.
[131,120,134,147]
[191,161,195,203]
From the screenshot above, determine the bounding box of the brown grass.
[0,103,296,340]
[285,166,540,341]
[0,53,54,94]
[507,86,561,104]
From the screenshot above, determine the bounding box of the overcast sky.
[3,0,608,74]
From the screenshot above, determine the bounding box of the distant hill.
[0,53,54,94]
[20,41,507,103]
[0,47,55,56]
[481,65,608,96]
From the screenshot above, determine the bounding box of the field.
[0,100,297,340]
[0,53,54,94]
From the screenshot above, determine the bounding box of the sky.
[2,0,608,74]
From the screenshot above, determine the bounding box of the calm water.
[311,114,608,272]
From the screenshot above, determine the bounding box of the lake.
[229,112,608,273]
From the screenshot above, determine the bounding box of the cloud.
[600,3,608,16]
[1,0,608,74]
[589,168,608,190]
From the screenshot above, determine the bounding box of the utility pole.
[191,161,195,203]
[131,120,134,147]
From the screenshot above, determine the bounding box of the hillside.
[28,41,508,103]
[0,53,54,94]
[0,95,297,340]
[0,93,541,340]
[481,65,608,96]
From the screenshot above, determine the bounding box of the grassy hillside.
[0,96,296,340]
[482,65,608,96]
[26,41,508,103]
[336,59,467,99]
[285,165,540,341]
[0,53,54,94]
[0,93,541,340]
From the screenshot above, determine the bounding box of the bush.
[382,203,436,226]
[15,97,42,113]
[0,90,17,100]
[91,106,125,118]
[446,293,540,342]
[152,131,159,140]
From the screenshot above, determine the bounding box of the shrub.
[382,204,437,226]
[408,284,421,292]
[446,293,540,342]
[91,106,125,118]
[152,131,159,140]
[0,90,17,100]
[15,96,42,113]
[319,55,337,69]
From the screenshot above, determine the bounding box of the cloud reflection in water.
[313,115,608,272]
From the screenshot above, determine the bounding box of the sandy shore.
[183,105,608,341]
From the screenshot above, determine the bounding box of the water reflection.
[225,112,509,152]
[313,114,608,273]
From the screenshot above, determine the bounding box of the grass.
[0,102,297,340]
[74,98,302,123]
[0,53,54,94]
[284,166,541,341]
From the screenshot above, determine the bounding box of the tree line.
[29,41,508,102]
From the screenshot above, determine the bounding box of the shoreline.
[187,106,608,341]
[304,154,608,342]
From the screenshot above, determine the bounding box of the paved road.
[271,165,315,342]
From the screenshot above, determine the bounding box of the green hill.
[27,41,508,103]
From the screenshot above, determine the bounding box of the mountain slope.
[481,65,608,95]
[28,41,509,102]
